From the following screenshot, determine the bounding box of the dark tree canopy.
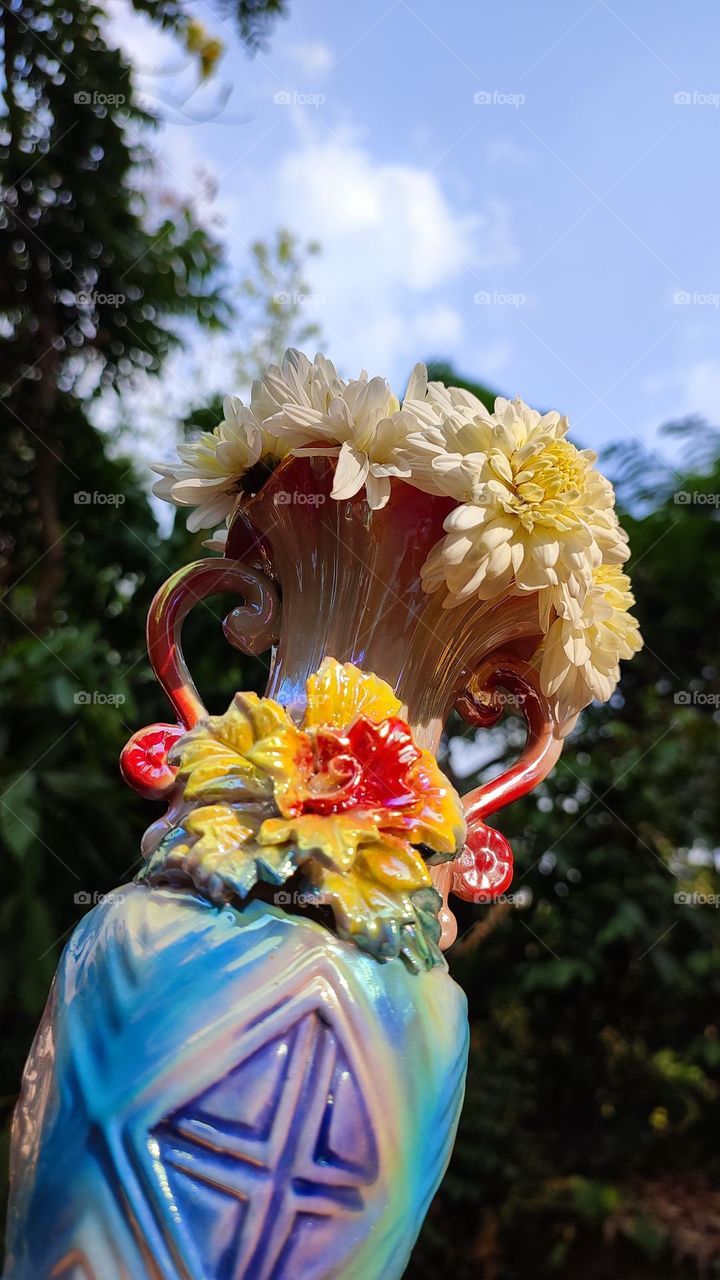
[0,0,286,1210]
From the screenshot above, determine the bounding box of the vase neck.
[231,457,541,750]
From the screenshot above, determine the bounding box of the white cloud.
[104,0,181,76]
[232,132,517,379]
[283,41,334,77]
[271,137,510,286]
[102,129,519,424]
[90,17,520,431]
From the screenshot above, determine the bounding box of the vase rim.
[223,453,454,573]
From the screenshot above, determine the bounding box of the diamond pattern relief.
[150,1009,379,1280]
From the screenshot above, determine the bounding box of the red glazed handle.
[451,655,562,903]
[120,559,279,798]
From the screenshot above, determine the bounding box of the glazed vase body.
[4,885,468,1280]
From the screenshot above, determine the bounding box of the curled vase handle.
[120,559,279,799]
[451,655,563,903]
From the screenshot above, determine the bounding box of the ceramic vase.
[4,458,562,1280]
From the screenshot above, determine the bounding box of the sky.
[105,0,720,466]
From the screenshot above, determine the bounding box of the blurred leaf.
[0,777,39,862]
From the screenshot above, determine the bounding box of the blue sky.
[108,0,720,463]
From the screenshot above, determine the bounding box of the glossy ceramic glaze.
[4,886,468,1280]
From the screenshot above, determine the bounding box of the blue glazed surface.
[4,886,468,1280]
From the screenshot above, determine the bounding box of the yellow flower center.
[515,439,587,503]
[490,438,589,530]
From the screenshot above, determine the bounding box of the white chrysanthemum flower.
[402,362,492,429]
[409,394,565,502]
[152,350,341,532]
[419,395,628,605]
[265,370,418,510]
[249,348,344,424]
[538,565,643,723]
[152,361,638,688]
[152,400,271,533]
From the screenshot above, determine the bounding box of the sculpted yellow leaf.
[357,837,431,891]
[148,802,297,901]
[303,657,402,729]
[171,692,301,804]
[149,656,462,969]
[233,692,295,744]
[244,725,310,816]
[304,862,419,959]
[175,736,270,801]
[183,803,261,856]
[257,812,380,873]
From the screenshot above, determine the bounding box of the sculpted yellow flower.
[146,658,465,969]
[418,395,628,605]
[538,565,643,723]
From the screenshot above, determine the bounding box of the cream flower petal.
[444,504,488,532]
[332,441,370,500]
[150,357,639,712]
[538,565,642,724]
[186,493,236,533]
[403,362,428,402]
[364,470,392,510]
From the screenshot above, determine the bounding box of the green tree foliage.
[0,0,287,1205]
[0,0,257,630]
[234,228,323,386]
